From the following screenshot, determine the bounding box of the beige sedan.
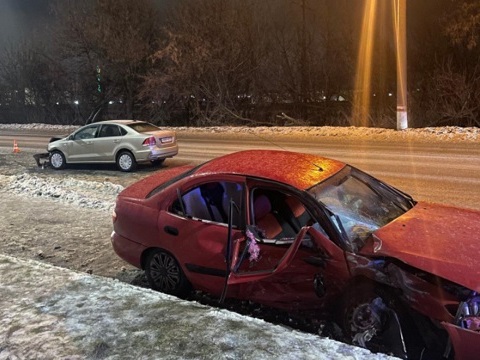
[47,120,178,172]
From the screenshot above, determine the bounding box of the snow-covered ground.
[1,122,478,359]
[0,254,396,360]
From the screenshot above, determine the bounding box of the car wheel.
[145,249,191,298]
[49,150,66,170]
[338,283,421,359]
[150,158,165,167]
[116,151,137,172]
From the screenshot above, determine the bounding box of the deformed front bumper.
[33,152,50,167]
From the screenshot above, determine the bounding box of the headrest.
[254,195,271,220]
[285,196,305,217]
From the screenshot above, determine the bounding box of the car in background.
[111,149,480,359]
[47,120,178,172]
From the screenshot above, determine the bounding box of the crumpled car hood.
[363,201,480,292]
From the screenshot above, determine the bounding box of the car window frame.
[72,124,100,140]
[167,175,247,229]
[98,124,122,138]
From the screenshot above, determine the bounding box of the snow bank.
[174,125,480,142]
[0,254,396,360]
[1,122,479,142]
[0,173,122,212]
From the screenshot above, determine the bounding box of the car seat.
[254,195,283,239]
[285,196,311,230]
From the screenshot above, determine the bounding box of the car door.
[95,124,123,161]
[66,124,100,162]
[158,177,246,297]
[226,181,351,311]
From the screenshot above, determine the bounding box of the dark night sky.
[0,0,176,47]
[0,0,51,46]
[0,0,453,49]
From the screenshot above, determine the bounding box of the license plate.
[160,137,173,143]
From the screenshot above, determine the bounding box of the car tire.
[150,159,165,167]
[49,150,66,170]
[116,151,137,172]
[145,249,191,298]
[338,283,422,359]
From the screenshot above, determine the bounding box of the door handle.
[164,226,179,236]
[113,139,121,143]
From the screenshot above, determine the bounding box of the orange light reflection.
[352,0,377,127]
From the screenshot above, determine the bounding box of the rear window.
[127,122,160,133]
[147,159,216,198]
[147,165,201,198]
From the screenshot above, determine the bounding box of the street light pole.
[394,0,408,130]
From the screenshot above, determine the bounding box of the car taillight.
[142,136,156,146]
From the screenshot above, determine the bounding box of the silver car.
[47,120,178,172]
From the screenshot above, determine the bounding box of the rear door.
[95,124,123,161]
[158,177,245,296]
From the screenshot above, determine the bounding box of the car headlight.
[455,293,480,331]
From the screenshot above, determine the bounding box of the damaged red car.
[111,150,480,359]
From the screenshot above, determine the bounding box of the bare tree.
[0,40,76,124]
[52,0,160,121]
[407,0,480,127]
[142,0,358,126]
[422,59,480,127]
[264,0,357,124]
[142,0,268,125]
[444,1,480,50]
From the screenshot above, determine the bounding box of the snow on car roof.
[197,150,345,190]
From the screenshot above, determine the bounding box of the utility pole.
[394,0,408,130]
[300,0,308,120]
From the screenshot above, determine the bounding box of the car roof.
[92,120,146,126]
[195,150,346,190]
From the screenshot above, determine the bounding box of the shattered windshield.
[308,166,415,252]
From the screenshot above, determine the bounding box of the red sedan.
[111,150,480,359]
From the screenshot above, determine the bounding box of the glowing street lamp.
[394,0,408,130]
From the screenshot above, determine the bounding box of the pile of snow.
[0,254,397,359]
[0,123,78,132]
[1,122,479,142]
[174,125,480,142]
[0,174,122,212]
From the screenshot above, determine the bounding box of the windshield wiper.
[378,181,416,210]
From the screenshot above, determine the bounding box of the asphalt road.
[2,129,480,211]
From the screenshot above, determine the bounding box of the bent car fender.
[442,322,480,360]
